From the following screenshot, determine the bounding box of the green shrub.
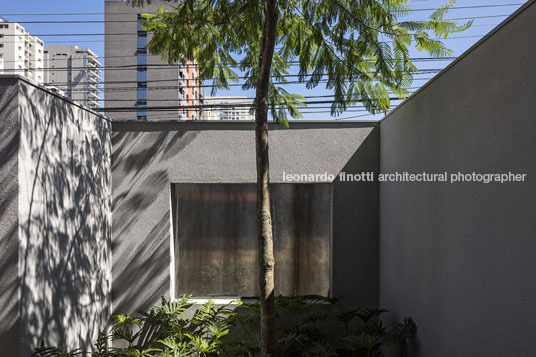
[222,296,416,357]
[33,296,416,357]
[33,296,237,357]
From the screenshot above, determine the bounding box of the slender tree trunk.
[255,1,278,356]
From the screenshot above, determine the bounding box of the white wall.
[379,2,536,356]
[0,77,112,356]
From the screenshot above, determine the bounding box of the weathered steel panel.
[175,183,331,297]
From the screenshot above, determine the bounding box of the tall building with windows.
[105,0,203,121]
[203,96,255,121]
[0,20,45,83]
[44,45,102,109]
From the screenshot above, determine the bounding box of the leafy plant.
[33,342,85,357]
[33,296,239,357]
[33,296,416,357]
[221,296,416,357]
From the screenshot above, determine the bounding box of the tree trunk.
[255,1,279,356]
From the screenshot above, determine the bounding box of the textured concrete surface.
[111,120,378,313]
[379,2,536,356]
[0,76,112,356]
[0,78,21,357]
[332,127,379,309]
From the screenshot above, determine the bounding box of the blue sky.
[0,0,525,120]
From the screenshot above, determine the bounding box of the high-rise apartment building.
[0,20,45,83]
[44,45,102,109]
[105,0,203,121]
[203,96,255,121]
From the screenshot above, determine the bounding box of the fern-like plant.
[221,296,416,357]
[33,296,415,356]
[33,296,239,357]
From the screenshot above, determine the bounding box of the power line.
[0,63,447,72]
[37,74,437,91]
[0,31,494,38]
[0,14,505,24]
[0,74,439,95]
[22,73,442,89]
[98,97,409,112]
[0,3,522,16]
[410,3,523,11]
[69,89,422,102]
[445,14,510,20]
[0,54,458,65]
[0,22,502,42]
[0,3,522,18]
[336,113,383,120]
[110,105,395,121]
[1,63,440,83]
[0,3,519,122]
[40,76,437,93]
[0,33,491,47]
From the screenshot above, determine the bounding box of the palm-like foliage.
[124,1,467,354]
[132,0,470,124]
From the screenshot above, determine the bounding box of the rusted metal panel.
[175,183,331,297]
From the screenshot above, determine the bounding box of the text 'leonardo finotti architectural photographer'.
[283,171,527,184]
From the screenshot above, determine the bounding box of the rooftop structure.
[203,96,255,121]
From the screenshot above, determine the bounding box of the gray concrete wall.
[379,2,536,356]
[332,127,379,309]
[111,120,378,313]
[0,76,112,355]
[0,78,21,357]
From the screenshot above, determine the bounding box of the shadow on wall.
[0,84,21,356]
[17,82,111,355]
[111,129,197,189]
[332,126,379,310]
[112,212,171,314]
[111,129,198,314]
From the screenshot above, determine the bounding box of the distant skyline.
[0,0,525,120]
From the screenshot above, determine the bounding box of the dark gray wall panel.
[332,127,379,309]
[175,183,258,297]
[174,183,330,297]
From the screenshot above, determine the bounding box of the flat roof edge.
[112,120,379,132]
[0,74,110,122]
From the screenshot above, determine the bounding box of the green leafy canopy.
[129,0,471,125]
